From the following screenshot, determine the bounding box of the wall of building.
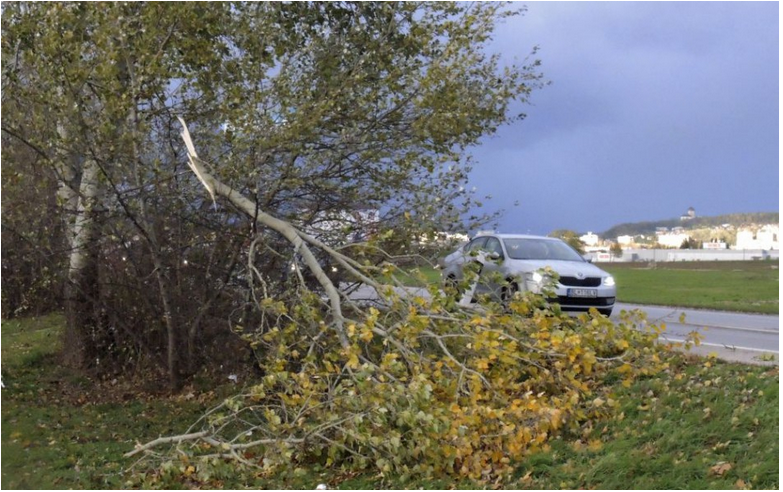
[580,232,599,246]
[592,248,779,262]
[656,233,691,248]
[735,225,779,250]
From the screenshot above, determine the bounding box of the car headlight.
[531,271,544,283]
[603,276,615,287]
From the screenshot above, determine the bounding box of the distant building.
[735,224,779,250]
[579,231,599,247]
[617,235,634,246]
[680,207,696,221]
[657,231,691,248]
[419,232,470,245]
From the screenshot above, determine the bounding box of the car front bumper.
[524,280,616,312]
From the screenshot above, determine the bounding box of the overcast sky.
[468,1,779,235]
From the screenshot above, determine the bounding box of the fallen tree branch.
[178,117,350,348]
[124,430,210,457]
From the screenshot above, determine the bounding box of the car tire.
[501,281,519,307]
[445,274,461,300]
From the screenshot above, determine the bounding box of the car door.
[450,236,487,281]
[478,236,505,297]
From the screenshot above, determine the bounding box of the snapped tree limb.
[177,117,350,349]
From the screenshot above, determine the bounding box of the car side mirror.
[488,252,501,261]
[583,255,593,263]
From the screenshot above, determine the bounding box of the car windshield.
[502,238,584,262]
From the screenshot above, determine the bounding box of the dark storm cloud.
[469,2,779,235]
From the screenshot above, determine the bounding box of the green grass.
[404,261,779,314]
[390,264,442,287]
[1,314,230,489]
[2,314,778,489]
[512,357,778,489]
[602,261,779,314]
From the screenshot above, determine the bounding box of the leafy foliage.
[610,242,623,258]
[127,266,671,481]
[2,1,689,484]
[2,2,544,383]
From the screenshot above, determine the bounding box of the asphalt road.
[613,303,779,365]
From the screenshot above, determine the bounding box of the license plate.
[568,288,597,298]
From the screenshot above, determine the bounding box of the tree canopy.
[3,1,544,380]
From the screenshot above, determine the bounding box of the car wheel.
[501,281,518,307]
[444,275,461,299]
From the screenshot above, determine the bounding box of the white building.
[617,235,634,246]
[657,232,691,248]
[579,231,599,247]
[735,224,779,250]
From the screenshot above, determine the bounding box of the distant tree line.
[601,212,779,240]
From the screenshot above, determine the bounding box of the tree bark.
[54,121,79,250]
[63,157,104,369]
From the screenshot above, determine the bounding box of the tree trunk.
[63,157,104,370]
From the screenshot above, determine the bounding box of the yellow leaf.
[347,352,360,369]
[709,461,732,476]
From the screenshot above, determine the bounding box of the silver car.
[440,233,616,316]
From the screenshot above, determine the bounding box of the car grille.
[548,296,615,307]
[558,276,602,287]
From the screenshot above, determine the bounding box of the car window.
[502,238,584,261]
[484,237,504,257]
[465,237,488,252]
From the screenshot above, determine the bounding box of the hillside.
[601,212,779,239]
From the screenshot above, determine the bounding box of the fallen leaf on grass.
[709,462,732,476]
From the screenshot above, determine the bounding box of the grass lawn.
[0,314,233,489]
[403,260,779,314]
[512,356,779,489]
[1,314,778,489]
[601,261,779,314]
